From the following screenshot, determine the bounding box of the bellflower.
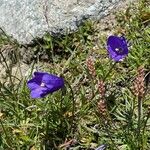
[27,72,64,98]
[107,35,128,61]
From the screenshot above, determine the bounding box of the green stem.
[65,80,75,135]
[137,96,142,149]
[142,113,150,136]
[103,62,117,81]
[0,51,14,89]
[0,120,12,148]
[59,45,79,76]
[101,117,119,150]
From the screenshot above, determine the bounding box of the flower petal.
[27,80,40,90]
[30,87,49,98]
[42,73,64,92]
[27,72,44,90]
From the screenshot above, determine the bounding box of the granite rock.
[0,0,125,44]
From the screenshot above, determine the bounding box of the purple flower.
[107,35,128,61]
[27,72,64,98]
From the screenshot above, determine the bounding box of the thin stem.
[0,120,12,148]
[49,36,55,64]
[0,51,14,88]
[137,96,142,149]
[101,117,119,150]
[59,44,79,76]
[103,62,117,81]
[142,112,150,142]
[64,80,75,136]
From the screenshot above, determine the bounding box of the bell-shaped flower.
[27,72,64,98]
[107,35,129,61]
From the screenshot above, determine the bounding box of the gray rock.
[0,0,126,44]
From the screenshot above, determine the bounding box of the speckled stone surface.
[0,0,125,44]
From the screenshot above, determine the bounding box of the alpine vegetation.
[0,1,150,149]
